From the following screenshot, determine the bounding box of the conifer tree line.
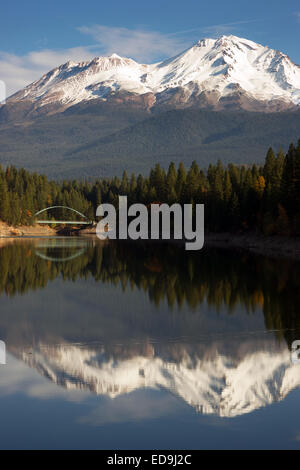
[0,140,299,234]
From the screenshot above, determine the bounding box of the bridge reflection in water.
[34,238,88,262]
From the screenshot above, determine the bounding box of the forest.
[0,139,299,235]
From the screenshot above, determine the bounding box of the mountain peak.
[109,53,122,59]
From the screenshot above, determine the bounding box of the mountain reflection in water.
[0,237,300,419]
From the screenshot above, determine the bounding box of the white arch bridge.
[34,206,93,225]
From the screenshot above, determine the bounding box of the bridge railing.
[33,206,93,225]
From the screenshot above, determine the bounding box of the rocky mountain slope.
[7,35,300,114]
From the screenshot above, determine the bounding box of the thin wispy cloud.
[168,19,260,38]
[0,46,96,98]
[199,20,260,37]
[78,25,189,62]
[78,20,259,61]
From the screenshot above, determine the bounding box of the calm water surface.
[0,237,300,449]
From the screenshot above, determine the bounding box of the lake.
[0,237,300,449]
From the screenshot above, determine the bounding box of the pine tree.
[0,176,10,222]
[281,143,296,213]
[151,164,165,200]
[263,147,276,185]
[175,162,187,201]
[166,162,177,204]
[120,170,129,194]
[130,173,137,194]
[224,170,232,203]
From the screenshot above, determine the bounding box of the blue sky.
[1,0,300,96]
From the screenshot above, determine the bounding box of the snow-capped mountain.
[15,340,300,418]
[8,35,300,113]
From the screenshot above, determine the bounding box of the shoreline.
[0,221,56,237]
[114,233,300,261]
[1,220,300,261]
[203,232,300,261]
